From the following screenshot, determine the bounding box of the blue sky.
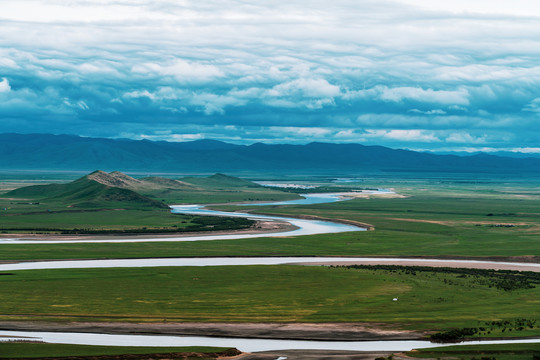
[1,0,540,153]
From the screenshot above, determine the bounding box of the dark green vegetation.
[340,265,540,292]
[406,343,540,360]
[0,171,293,234]
[0,342,237,359]
[0,265,538,337]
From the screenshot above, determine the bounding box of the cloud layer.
[1,0,539,151]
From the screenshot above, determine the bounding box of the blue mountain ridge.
[0,133,539,174]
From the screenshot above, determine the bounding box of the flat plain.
[1,172,539,358]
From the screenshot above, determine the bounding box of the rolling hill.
[6,170,169,209]
[5,170,299,205]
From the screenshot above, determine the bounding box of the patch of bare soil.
[238,350,397,360]
[0,322,427,341]
[344,192,408,200]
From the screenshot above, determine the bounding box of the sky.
[1,0,540,153]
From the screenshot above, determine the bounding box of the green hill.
[4,170,299,207]
[6,170,168,210]
[0,171,261,234]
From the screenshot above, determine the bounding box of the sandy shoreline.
[301,258,540,272]
[237,349,397,360]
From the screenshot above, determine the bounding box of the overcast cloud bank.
[1,0,539,151]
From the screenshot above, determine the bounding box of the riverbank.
[0,322,428,341]
[0,219,297,242]
[237,349,395,360]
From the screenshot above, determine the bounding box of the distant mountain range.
[1,133,539,174]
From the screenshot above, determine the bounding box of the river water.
[1,190,538,352]
[1,257,539,272]
[0,193,366,244]
[1,331,539,352]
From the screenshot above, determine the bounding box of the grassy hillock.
[6,171,168,210]
[0,171,270,234]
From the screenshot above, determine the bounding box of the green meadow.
[0,343,234,359]
[0,173,539,344]
[2,185,538,261]
[1,265,539,337]
[407,343,540,360]
[0,172,291,234]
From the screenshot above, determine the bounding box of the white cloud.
[132,59,224,83]
[190,92,246,115]
[0,78,11,93]
[511,147,540,153]
[362,129,442,143]
[269,127,332,137]
[123,90,156,100]
[378,86,470,106]
[399,0,540,17]
[263,78,341,109]
[446,132,486,144]
[62,98,89,111]
[269,78,341,98]
[523,98,540,113]
[409,109,447,115]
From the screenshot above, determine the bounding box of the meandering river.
[1,190,539,352]
[2,331,539,352]
[0,193,366,244]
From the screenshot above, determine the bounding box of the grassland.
[1,173,539,347]
[0,207,254,235]
[0,342,236,359]
[0,265,538,337]
[2,184,538,260]
[406,343,540,360]
[0,171,293,234]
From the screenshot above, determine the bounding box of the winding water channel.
[2,331,539,352]
[1,191,539,352]
[0,193,364,244]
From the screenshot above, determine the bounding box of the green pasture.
[0,208,253,234]
[407,343,540,360]
[0,265,538,336]
[149,187,298,204]
[0,172,297,234]
[2,190,538,260]
[0,342,232,359]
